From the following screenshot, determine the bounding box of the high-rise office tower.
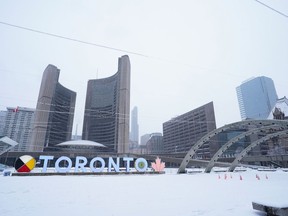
[163,102,217,158]
[130,106,139,144]
[82,55,130,153]
[236,76,278,120]
[30,64,76,152]
[3,107,35,151]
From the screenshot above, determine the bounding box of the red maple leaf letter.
[151,157,165,172]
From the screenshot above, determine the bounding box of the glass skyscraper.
[236,76,278,120]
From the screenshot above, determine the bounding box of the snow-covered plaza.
[1,169,288,216]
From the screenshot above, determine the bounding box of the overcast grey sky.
[0,0,287,138]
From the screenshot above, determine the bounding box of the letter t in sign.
[39,155,54,173]
[123,157,134,172]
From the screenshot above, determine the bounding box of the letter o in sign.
[135,158,148,172]
[55,156,72,173]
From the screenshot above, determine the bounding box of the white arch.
[0,136,18,156]
[204,125,287,173]
[228,129,288,172]
[178,120,288,173]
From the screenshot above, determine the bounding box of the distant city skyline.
[0,1,287,138]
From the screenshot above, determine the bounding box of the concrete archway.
[177,120,288,174]
[228,129,288,172]
[204,125,288,173]
[0,136,18,156]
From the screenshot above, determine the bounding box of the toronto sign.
[15,155,154,173]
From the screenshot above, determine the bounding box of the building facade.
[82,55,130,153]
[236,76,278,120]
[267,96,288,120]
[140,134,151,146]
[3,107,35,151]
[0,111,7,137]
[130,106,139,144]
[146,133,163,154]
[162,102,217,158]
[216,128,249,158]
[30,64,76,152]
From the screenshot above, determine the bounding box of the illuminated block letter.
[90,157,105,172]
[135,158,148,172]
[39,155,54,173]
[123,157,134,172]
[75,156,88,172]
[108,157,120,172]
[55,156,72,173]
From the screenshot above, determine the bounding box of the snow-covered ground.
[1,168,288,216]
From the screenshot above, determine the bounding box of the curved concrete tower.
[30,64,76,151]
[82,55,130,153]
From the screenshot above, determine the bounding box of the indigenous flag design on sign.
[15,155,36,172]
